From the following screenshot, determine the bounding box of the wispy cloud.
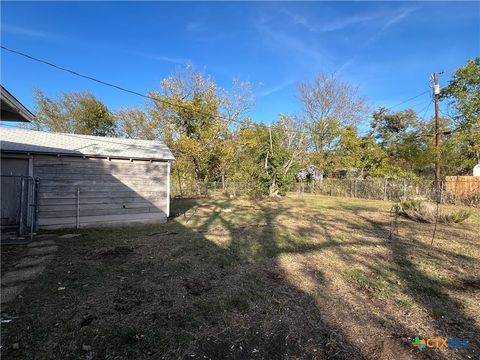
[259,79,295,97]
[336,7,417,74]
[366,7,416,45]
[281,9,383,33]
[1,24,67,40]
[256,18,328,64]
[134,51,191,65]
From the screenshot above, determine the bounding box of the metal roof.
[1,85,35,122]
[0,128,175,161]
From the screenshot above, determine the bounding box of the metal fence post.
[34,178,40,232]
[18,178,26,236]
[29,178,35,240]
[76,186,80,229]
[384,179,388,201]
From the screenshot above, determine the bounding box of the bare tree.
[297,72,369,178]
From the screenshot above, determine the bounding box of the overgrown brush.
[395,199,471,224]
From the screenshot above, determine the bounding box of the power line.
[1,45,243,127]
[383,90,430,111]
[420,98,433,121]
[409,98,432,110]
[1,45,437,139]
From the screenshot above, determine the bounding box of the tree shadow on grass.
[1,197,478,359]
[353,210,480,356]
[1,198,365,359]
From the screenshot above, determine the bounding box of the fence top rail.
[445,176,480,181]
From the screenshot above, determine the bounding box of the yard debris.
[1,313,17,323]
[148,231,179,236]
[185,206,199,223]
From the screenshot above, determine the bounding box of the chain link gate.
[1,175,39,242]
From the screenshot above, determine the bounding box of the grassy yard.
[1,194,479,359]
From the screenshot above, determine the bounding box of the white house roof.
[0,128,175,161]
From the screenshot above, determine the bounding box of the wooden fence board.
[445,176,480,195]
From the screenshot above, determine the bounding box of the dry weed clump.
[396,199,471,224]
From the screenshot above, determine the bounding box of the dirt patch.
[113,284,151,314]
[184,279,213,296]
[95,246,134,259]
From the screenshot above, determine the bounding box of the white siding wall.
[34,155,169,229]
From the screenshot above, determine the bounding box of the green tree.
[148,66,254,186]
[115,107,157,140]
[441,57,480,166]
[32,89,116,136]
[241,115,305,197]
[370,108,433,178]
[333,126,363,172]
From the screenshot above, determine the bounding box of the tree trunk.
[269,176,280,197]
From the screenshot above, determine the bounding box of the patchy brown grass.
[1,194,479,359]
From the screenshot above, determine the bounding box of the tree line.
[28,58,480,196]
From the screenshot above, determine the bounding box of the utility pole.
[433,72,441,200]
[431,71,443,247]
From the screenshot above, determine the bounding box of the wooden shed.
[1,128,174,230]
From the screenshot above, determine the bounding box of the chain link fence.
[170,177,480,207]
[171,180,251,198]
[293,178,479,206]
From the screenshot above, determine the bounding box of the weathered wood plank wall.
[34,155,169,229]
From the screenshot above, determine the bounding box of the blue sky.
[1,1,479,128]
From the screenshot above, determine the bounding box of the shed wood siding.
[34,155,168,229]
